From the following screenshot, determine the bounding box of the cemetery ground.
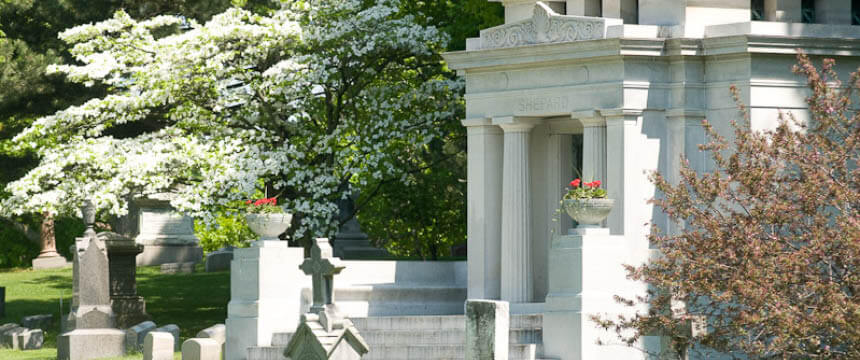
[0,265,229,360]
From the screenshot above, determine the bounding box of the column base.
[32,255,69,270]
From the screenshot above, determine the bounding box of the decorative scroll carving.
[480,2,607,50]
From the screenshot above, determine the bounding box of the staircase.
[247,314,547,360]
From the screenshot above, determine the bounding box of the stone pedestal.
[33,255,69,270]
[105,232,149,329]
[225,240,305,360]
[113,194,202,266]
[58,328,126,360]
[465,300,510,360]
[543,227,648,360]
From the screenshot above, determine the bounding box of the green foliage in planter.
[194,213,253,253]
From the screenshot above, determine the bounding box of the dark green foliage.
[194,214,254,253]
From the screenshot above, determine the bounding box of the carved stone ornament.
[479,2,613,49]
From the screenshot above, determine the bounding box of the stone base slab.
[58,328,126,360]
[136,244,203,266]
[32,255,70,270]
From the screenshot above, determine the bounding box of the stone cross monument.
[299,238,345,316]
[285,238,369,360]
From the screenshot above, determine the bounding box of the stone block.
[161,262,196,274]
[138,245,203,266]
[126,321,157,353]
[1,325,27,349]
[465,299,509,360]
[57,328,126,360]
[17,328,44,350]
[32,255,69,269]
[155,324,181,351]
[21,314,53,330]
[205,249,233,272]
[144,331,174,360]
[182,338,220,360]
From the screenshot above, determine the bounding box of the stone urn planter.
[562,198,614,227]
[245,213,293,241]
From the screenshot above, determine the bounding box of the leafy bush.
[194,213,254,253]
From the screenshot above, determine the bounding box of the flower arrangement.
[563,178,607,200]
[244,197,284,214]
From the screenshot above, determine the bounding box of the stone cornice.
[493,116,542,132]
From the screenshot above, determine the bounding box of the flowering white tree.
[1,0,462,240]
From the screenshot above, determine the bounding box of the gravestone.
[126,321,157,353]
[465,300,510,360]
[182,338,220,360]
[16,328,44,350]
[154,324,181,351]
[333,192,388,259]
[0,325,26,348]
[58,201,126,360]
[113,193,203,266]
[104,232,149,329]
[21,314,52,330]
[196,324,225,356]
[204,247,233,272]
[144,331,174,360]
[284,238,369,360]
[0,287,5,318]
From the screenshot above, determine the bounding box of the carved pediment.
[479,2,619,50]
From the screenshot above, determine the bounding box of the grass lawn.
[0,265,229,360]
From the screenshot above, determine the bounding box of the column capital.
[572,110,605,128]
[461,117,493,127]
[493,116,541,133]
[599,108,642,127]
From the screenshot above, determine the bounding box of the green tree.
[596,54,860,359]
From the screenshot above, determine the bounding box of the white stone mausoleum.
[226,2,860,360]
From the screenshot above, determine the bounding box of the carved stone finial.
[480,2,615,49]
[81,200,97,239]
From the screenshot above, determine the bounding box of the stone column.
[496,117,539,303]
[579,115,606,185]
[666,109,705,237]
[32,213,68,269]
[463,118,504,300]
[545,132,573,243]
[815,0,852,25]
[602,109,643,238]
[765,0,802,22]
[602,0,639,24]
[566,0,601,16]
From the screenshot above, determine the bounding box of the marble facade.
[445,0,860,357]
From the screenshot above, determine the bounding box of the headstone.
[182,338,220,360]
[113,193,203,266]
[33,213,70,269]
[105,232,149,328]
[21,314,52,330]
[65,236,115,330]
[155,324,181,351]
[160,262,196,274]
[332,192,388,259]
[204,247,233,272]
[16,328,44,350]
[284,238,369,360]
[126,321,157,353]
[465,299,510,360]
[0,287,5,318]
[196,324,225,355]
[58,201,126,360]
[0,325,27,348]
[144,331,174,360]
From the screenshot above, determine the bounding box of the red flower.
[570,178,581,187]
[245,200,252,204]
[592,180,601,188]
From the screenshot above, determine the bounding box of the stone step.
[350,314,542,331]
[271,332,293,346]
[359,328,542,346]
[362,343,543,360]
[327,286,466,317]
